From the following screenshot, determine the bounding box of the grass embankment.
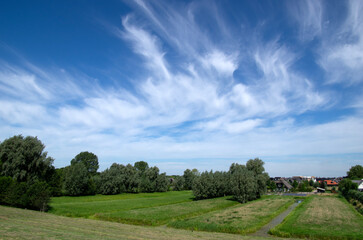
[49,191,193,218]
[96,196,238,225]
[0,205,281,240]
[270,195,363,240]
[169,195,295,234]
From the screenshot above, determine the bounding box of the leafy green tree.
[246,158,269,198]
[230,164,257,203]
[292,180,298,189]
[192,171,217,199]
[155,172,168,192]
[64,162,90,196]
[183,168,199,190]
[347,165,363,180]
[99,163,126,195]
[173,176,185,191]
[339,179,358,197]
[27,181,51,211]
[124,164,139,192]
[0,135,54,183]
[134,161,149,172]
[139,166,159,192]
[71,151,99,176]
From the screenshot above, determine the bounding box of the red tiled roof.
[319,180,338,186]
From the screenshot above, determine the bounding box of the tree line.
[0,135,270,211]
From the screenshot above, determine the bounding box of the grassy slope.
[270,195,363,240]
[0,205,298,240]
[95,196,239,225]
[49,191,194,217]
[169,195,295,234]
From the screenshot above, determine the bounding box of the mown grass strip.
[169,195,295,234]
[270,195,363,240]
[94,196,239,225]
[0,205,274,240]
[49,191,194,218]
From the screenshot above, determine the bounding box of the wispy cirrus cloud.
[0,0,362,176]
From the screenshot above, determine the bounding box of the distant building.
[292,176,316,183]
[352,180,363,192]
[274,178,293,192]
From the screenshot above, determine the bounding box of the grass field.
[270,195,363,240]
[1,205,296,240]
[95,196,239,225]
[49,191,194,218]
[169,195,295,234]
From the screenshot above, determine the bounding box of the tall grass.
[169,195,295,234]
[270,195,363,240]
[95,196,239,225]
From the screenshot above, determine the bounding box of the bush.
[0,177,50,211]
[347,190,363,204]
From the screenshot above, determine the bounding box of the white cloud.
[287,0,323,41]
[319,0,363,85]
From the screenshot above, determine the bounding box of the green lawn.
[95,196,239,225]
[49,191,194,218]
[270,195,363,240]
[169,195,295,234]
[1,205,289,240]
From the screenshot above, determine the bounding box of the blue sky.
[0,0,362,177]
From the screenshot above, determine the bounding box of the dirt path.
[251,201,301,238]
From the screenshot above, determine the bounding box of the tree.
[0,135,54,182]
[230,164,257,203]
[64,162,90,196]
[339,179,358,197]
[155,173,168,192]
[183,169,199,190]
[99,163,126,195]
[71,151,99,176]
[173,176,185,191]
[246,158,269,198]
[347,165,363,180]
[134,161,149,172]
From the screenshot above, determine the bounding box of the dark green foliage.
[193,171,217,200]
[347,165,363,180]
[173,176,185,191]
[64,162,91,196]
[191,158,269,203]
[339,179,358,197]
[155,173,168,192]
[292,180,298,189]
[140,166,159,192]
[27,181,51,211]
[347,190,363,204]
[183,169,199,190]
[71,151,99,176]
[0,135,54,183]
[0,135,55,210]
[297,180,313,192]
[0,176,50,211]
[100,163,127,195]
[0,176,13,203]
[230,164,257,203]
[267,179,277,191]
[134,161,149,172]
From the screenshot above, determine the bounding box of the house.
[274,178,293,192]
[292,176,316,183]
[323,180,339,187]
[352,180,363,192]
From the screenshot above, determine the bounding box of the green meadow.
[169,195,295,234]
[2,191,361,240]
[270,195,363,240]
